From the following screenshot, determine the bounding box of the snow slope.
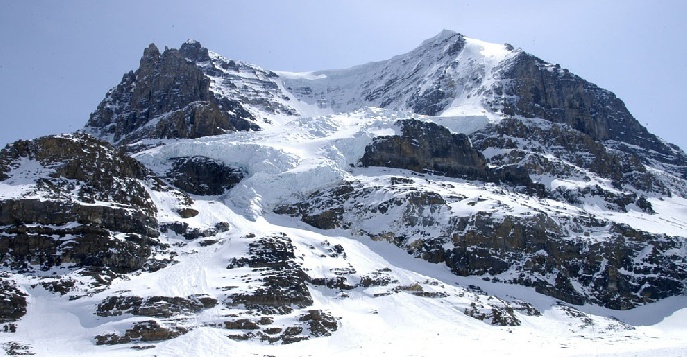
[2,192,686,356]
[2,32,687,356]
[277,30,515,125]
[8,108,687,355]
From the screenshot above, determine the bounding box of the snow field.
[3,30,687,355]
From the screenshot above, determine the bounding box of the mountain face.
[2,31,687,355]
[0,134,162,273]
[84,41,261,145]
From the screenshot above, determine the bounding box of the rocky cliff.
[0,134,164,275]
[85,41,259,145]
[495,52,687,168]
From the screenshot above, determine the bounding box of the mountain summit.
[2,31,687,355]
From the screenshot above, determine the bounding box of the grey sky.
[1,0,685,149]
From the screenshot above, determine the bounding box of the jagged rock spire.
[84,41,258,145]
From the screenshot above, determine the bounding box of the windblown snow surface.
[2,106,686,356]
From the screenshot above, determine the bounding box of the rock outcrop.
[0,134,161,274]
[225,234,314,314]
[361,119,542,194]
[95,320,189,345]
[96,295,218,318]
[219,234,340,343]
[0,276,27,332]
[470,117,672,197]
[85,41,259,145]
[361,119,488,180]
[166,156,243,195]
[495,52,687,168]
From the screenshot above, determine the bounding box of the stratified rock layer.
[496,52,687,168]
[0,134,160,273]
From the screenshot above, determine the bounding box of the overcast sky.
[1,0,685,150]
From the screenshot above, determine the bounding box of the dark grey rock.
[96,295,216,318]
[361,119,488,180]
[0,134,162,274]
[86,42,259,145]
[0,277,27,324]
[166,156,243,195]
[360,119,543,194]
[496,52,687,168]
[471,117,671,195]
[179,40,211,63]
[95,320,188,345]
[225,235,313,314]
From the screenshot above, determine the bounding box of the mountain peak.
[179,39,210,62]
[5,29,687,355]
[142,43,160,59]
[139,43,161,71]
[435,28,459,39]
[418,29,463,48]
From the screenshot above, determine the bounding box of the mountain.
[2,30,687,355]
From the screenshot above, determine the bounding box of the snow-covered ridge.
[3,30,687,356]
[182,30,519,134]
[278,30,518,121]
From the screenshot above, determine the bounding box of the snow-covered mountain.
[2,30,687,356]
[280,30,511,116]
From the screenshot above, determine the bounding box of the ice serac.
[85,41,259,145]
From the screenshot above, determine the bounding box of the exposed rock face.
[217,234,343,344]
[178,39,211,63]
[166,156,243,195]
[85,42,258,145]
[496,53,687,168]
[1,342,34,355]
[160,221,230,241]
[226,235,313,314]
[0,199,157,238]
[275,176,687,310]
[0,134,161,274]
[362,119,488,180]
[96,295,217,318]
[222,309,339,344]
[443,213,687,309]
[95,320,188,345]
[470,117,672,197]
[0,276,27,330]
[0,134,154,209]
[361,119,542,193]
